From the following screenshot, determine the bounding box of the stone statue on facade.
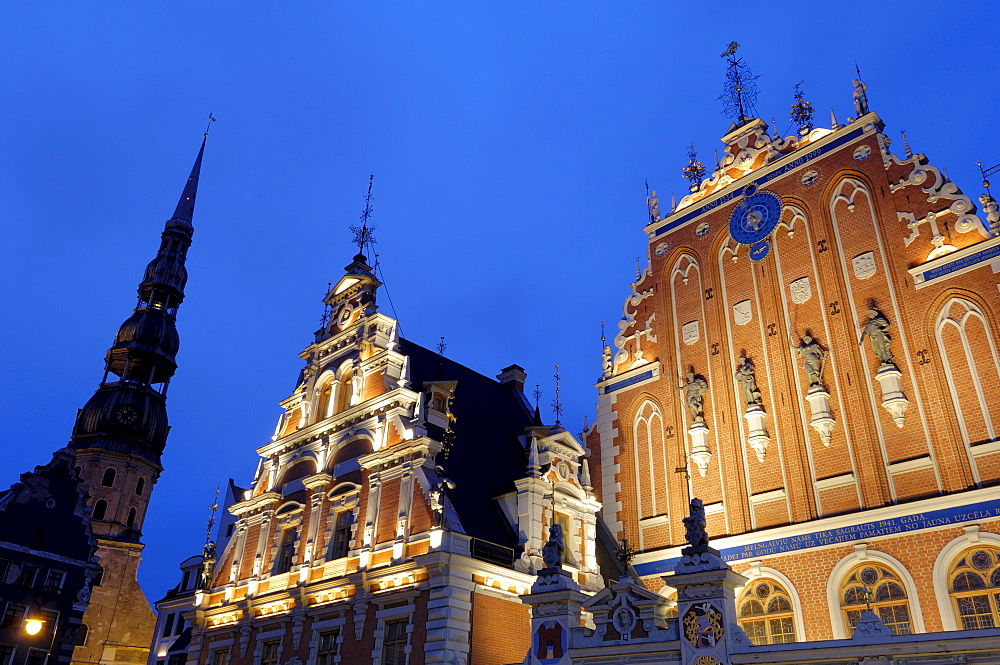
[647,189,662,223]
[429,465,456,527]
[859,309,894,365]
[790,334,826,388]
[734,355,762,407]
[852,78,869,116]
[682,498,709,551]
[541,522,565,570]
[601,345,613,378]
[677,372,708,423]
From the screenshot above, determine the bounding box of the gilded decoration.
[683,602,724,647]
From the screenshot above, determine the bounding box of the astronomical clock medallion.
[729,190,782,247]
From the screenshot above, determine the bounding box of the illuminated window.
[259,641,280,665]
[948,547,1000,629]
[737,580,795,645]
[840,563,912,635]
[335,372,353,413]
[315,379,334,422]
[381,619,408,665]
[93,500,108,521]
[274,529,297,575]
[329,511,353,560]
[316,630,339,665]
[101,468,117,487]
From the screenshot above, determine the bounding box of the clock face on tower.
[113,404,141,426]
[729,189,782,245]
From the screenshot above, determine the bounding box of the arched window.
[336,372,353,413]
[948,546,1000,629]
[841,563,912,635]
[274,528,297,574]
[93,500,108,521]
[126,507,137,528]
[101,468,116,487]
[738,579,795,645]
[135,477,145,496]
[315,378,334,421]
[632,400,666,521]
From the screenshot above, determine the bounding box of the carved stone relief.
[682,320,700,345]
[852,252,877,280]
[733,300,752,325]
[789,277,811,304]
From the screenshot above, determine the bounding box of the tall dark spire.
[70,136,208,466]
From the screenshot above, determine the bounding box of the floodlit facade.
[585,74,1000,651]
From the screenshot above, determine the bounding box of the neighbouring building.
[0,449,100,665]
[172,226,612,665]
[587,63,1000,650]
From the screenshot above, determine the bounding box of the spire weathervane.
[204,112,216,137]
[533,384,542,410]
[719,41,760,124]
[350,175,377,261]
[437,336,447,355]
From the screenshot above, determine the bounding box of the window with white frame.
[840,563,912,635]
[948,546,1000,629]
[381,618,408,665]
[259,641,280,665]
[738,579,795,644]
[316,630,339,665]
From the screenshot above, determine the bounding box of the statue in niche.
[790,334,826,388]
[734,355,762,407]
[429,465,456,527]
[541,523,565,570]
[852,78,869,116]
[859,308,894,365]
[682,498,709,550]
[677,371,708,423]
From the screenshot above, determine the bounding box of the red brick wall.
[469,591,531,665]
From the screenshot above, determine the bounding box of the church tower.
[69,136,207,665]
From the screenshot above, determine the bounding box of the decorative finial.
[350,175,377,261]
[769,118,780,141]
[614,537,636,572]
[900,130,913,159]
[713,149,721,171]
[205,484,220,548]
[437,336,446,355]
[600,320,606,344]
[790,81,814,135]
[719,42,760,124]
[551,365,563,427]
[635,257,641,281]
[671,192,677,212]
[204,113,217,138]
[533,383,541,409]
[830,106,840,130]
[682,144,707,193]
[320,282,333,327]
[645,181,662,223]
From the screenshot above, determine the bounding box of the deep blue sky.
[2,2,997,601]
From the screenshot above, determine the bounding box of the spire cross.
[437,336,446,355]
[551,365,563,426]
[533,384,541,409]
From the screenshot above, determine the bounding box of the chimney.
[496,364,527,393]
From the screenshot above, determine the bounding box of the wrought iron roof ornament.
[350,174,377,261]
[551,365,564,427]
[682,144,707,193]
[789,81,814,135]
[719,42,760,125]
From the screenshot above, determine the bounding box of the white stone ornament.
[801,170,818,185]
[744,405,770,462]
[682,320,700,345]
[852,252,877,280]
[806,386,835,446]
[688,422,712,476]
[733,300,752,325]
[655,242,669,256]
[875,365,909,428]
[789,277,811,304]
[853,145,871,161]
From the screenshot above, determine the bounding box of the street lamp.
[24,619,44,636]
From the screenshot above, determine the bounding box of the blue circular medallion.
[729,190,782,245]
[749,240,771,261]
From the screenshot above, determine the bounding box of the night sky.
[2,2,997,602]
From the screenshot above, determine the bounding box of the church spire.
[70,134,209,466]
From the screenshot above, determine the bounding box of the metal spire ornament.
[350,175,377,261]
[682,144,707,193]
[533,383,542,410]
[719,42,760,124]
[900,130,913,159]
[551,365,563,427]
[789,81,814,135]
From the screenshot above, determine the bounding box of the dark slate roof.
[400,339,533,548]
